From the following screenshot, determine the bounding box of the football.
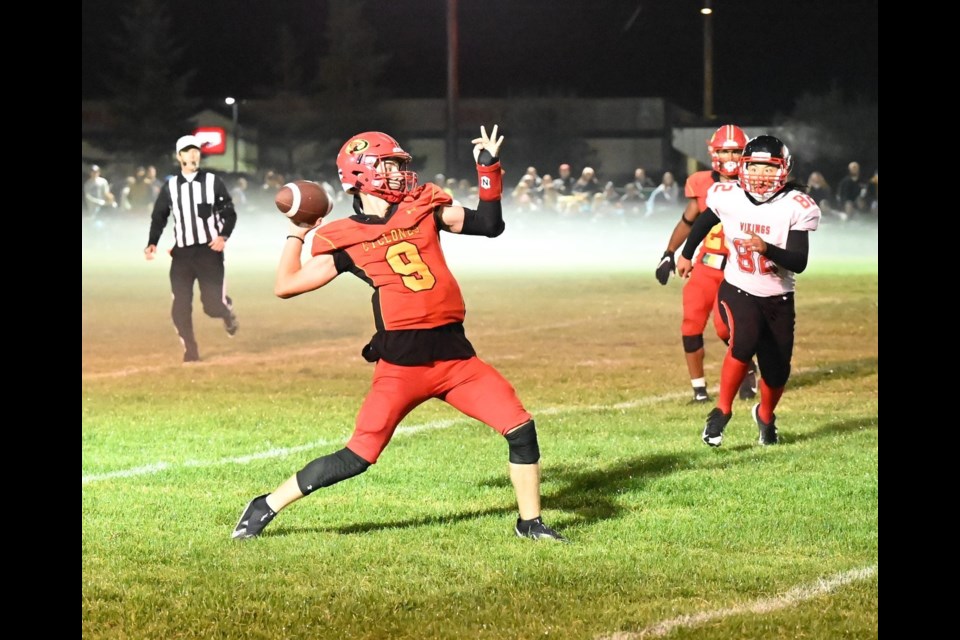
[275,180,333,228]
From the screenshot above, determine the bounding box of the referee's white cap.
[176,135,203,154]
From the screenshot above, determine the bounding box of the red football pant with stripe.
[681,263,728,343]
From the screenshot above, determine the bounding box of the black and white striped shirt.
[148,171,237,249]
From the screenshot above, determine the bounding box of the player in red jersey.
[655,125,757,403]
[232,126,565,542]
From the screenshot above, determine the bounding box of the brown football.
[275,180,333,228]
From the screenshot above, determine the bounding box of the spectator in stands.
[570,167,600,197]
[230,177,249,207]
[836,161,870,218]
[540,174,560,213]
[631,167,655,193]
[84,165,116,217]
[619,182,645,217]
[806,171,837,220]
[645,171,680,217]
[145,165,161,202]
[556,163,575,194]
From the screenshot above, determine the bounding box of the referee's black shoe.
[183,344,201,363]
[224,312,239,337]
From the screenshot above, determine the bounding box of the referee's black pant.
[169,244,233,351]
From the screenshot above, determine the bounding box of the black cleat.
[752,403,779,445]
[183,349,201,363]
[701,408,732,447]
[232,494,277,539]
[692,386,710,403]
[224,312,239,337]
[738,362,758,400]
[515,517,567,542]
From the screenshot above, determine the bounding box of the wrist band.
[286,235,305,243]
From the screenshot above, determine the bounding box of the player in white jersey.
[677,135,821,447]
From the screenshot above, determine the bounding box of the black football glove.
[655,250,676,285]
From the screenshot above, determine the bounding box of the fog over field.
[82,204,878,278]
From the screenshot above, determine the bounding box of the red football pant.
[347,356,531,463]
[681,264,728,343]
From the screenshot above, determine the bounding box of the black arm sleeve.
[680,209,720,260]
[762,230,810,273]
[214,177,237,238]
[459,199,505,237]
[147,186,172,247]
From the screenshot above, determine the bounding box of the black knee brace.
[296,448,370,496]
[505,420,540,464]
[682,334,704,353]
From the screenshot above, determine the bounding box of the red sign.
[194,127,227,155]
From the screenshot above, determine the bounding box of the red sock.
[758,378,784,423]
[718,351,748,414]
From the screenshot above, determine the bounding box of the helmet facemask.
[739,159,789,201]
[337,133,419,204]
[737,135,793,201]
[711,148,743,178]
[708,125,747,177]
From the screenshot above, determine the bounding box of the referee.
[144,135,239,363]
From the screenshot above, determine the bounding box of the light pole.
[225,97,239,174]
[701,2,714,120]
[445,0,459,179]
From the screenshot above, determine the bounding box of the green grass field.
[82,215,878,639]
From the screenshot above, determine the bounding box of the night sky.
[82,0,877,121]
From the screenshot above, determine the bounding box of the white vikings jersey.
[705,183,821,296]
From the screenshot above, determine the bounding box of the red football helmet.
[738,135,793,201]
[708,125,747,177]
[336,132,418,203]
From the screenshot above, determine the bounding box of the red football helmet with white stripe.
[708,125,748,177]
[336,132,418,204]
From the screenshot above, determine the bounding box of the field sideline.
[82,215,878,639]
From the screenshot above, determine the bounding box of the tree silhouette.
[100,0,197,165]
[253,0,395,177]
[775,87,878,184]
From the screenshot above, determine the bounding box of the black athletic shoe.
[752,403,779,445]
[692,386,710,403]
[515,517,567,542]
[183,349,201,363]
[701,408,732,447]
[224,312,239,337]
[232,494,277,539]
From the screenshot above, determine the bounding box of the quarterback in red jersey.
[678,135,821,447]
[655,125,757,403]
[232,126,565,542]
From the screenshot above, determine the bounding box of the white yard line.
[596,564,877,639]
[82,360,874,486]
[81,392,689,486]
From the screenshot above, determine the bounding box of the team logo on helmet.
[347,139,370,154]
